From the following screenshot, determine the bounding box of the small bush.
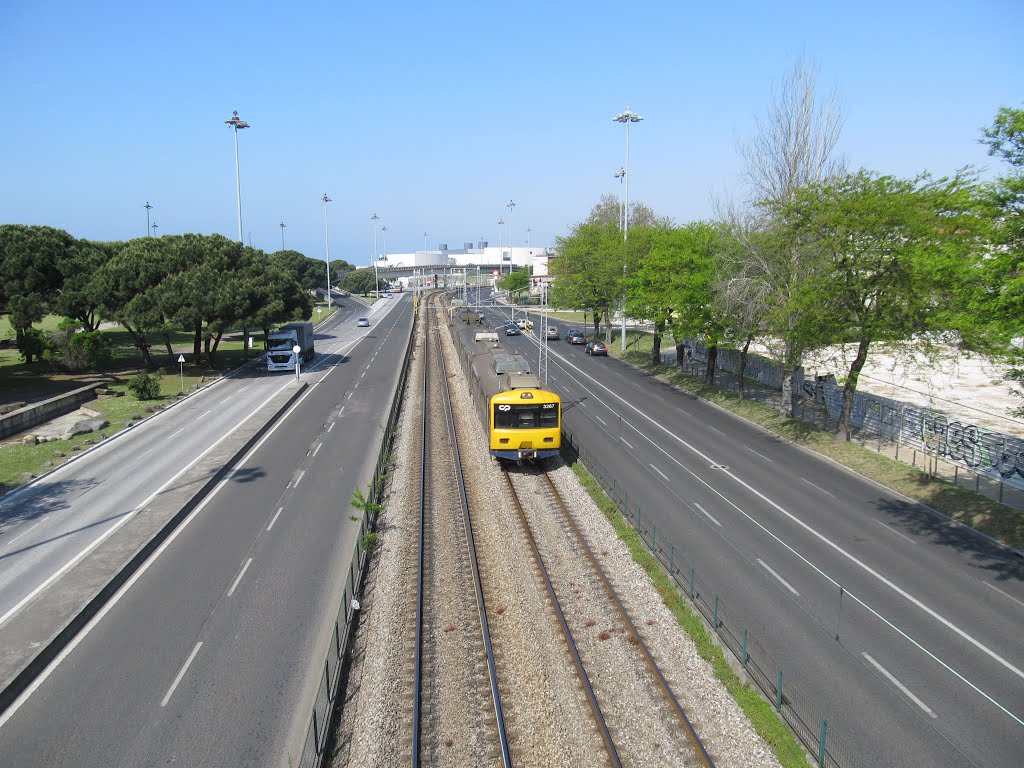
[360,532,379,552]
[127,371,162,400]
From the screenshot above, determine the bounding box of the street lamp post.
[614,167,626,230]
[225,110,250,243]
[322,194,332,309]
[143,201,153,237]
[506,199,515,274]
[151,222,159,237]
[497,218,504,276]
[378,225,387,295]
[280,221,286,250]
[613,106,642,350]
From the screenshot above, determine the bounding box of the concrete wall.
[0,383,101,440]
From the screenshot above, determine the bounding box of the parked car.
[585,340,607,356]
[545,327,560,340]
[566,330,585,344]
[505,325,520,336]
[357,318,370,327]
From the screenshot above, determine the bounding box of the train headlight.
[519,392,534,399]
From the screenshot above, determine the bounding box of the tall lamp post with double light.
[377,225,387,295]
[614,167,625,230]
[144,202,154,237]
[322,194,332,309]
[280,221,286,250]
[225,110,250,243]
[613,106,642,350]
[506,199,515,272]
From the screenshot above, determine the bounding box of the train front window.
[494,402,558,429]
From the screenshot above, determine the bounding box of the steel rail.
[411,296,430,766]
[540,470,716,768]
[501,470,623,768]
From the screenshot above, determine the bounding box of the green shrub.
[68,330,114,371]
[127,371,162,400]
[16,327,48,363]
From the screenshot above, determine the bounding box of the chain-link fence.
[564,426,865,768]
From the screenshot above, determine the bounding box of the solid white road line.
[874,519,917,544]
[650,464,671,482]
[800,478,836,498]
[984,581,1024,610]
[267,507,283,531]
[758,558,800,596]
[693,502,722,527]
[161,642,203,707]
[863,653,937,719]
[743,445,774,463]
[0,382,295,631]
[227,558,253,597]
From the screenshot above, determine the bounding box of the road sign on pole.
[177,354,185,391]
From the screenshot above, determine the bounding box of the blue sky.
[2,1,1021,266]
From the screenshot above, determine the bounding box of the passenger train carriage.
[450,308,562,462]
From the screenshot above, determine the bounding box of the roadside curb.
[0,381,308,716]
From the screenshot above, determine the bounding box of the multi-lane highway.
[0,293,414,767]
[477,297,1023,768]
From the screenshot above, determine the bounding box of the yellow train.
[489,373,561,461]
[451,313,561,462]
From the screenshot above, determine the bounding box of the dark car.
[566,330,585,344]
[585,340,607,356]
[505,324,520,336]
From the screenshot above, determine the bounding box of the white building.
[374,240,554,288]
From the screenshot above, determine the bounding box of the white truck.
[266,321,315,372]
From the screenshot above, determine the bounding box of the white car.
[357,318,370,327]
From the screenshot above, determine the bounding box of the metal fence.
[296,304,418,768]
[563,425,864,768]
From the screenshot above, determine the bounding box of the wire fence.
[296,303,418,768]
[563,425,864,768]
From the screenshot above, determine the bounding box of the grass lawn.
[0,305,338,492]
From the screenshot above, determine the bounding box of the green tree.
[55,239,120,331]
[774,169,985,440]
[499,268,531,301]
[0,224,72,362]
[342,268,377,296]
[977,106,1024,414]
[551,221,622,341]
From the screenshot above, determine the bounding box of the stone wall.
[0,383,105,440]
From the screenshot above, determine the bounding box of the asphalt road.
[0,293,413,767]
[476,297,1024,768]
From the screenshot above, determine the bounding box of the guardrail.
[296,304,418,768]
[562,424,864,768]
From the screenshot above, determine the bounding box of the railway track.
[411,294,511,766]
[503,466,717,768]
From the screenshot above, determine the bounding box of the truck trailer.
[266,321,315,372]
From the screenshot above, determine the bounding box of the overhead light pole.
[225,110,250,243]
[151,222,159,237]
[143,202,154,237]
[613,106,642,350]
[378,225,387,295]
[322,194,332,309]
[614,167,626,230]
[497,218,504,276]
[506,199,515,274]
[280,221,286,250]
